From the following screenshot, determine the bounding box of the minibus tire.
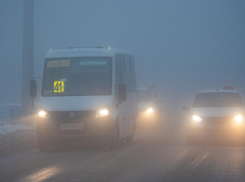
[37,134,49,152]
[125,135,132,144]
[126,132,134,143]
[108,129,119,149]
[37,139,48,152]
[108,122,119,149]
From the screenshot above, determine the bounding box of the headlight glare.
[96,108,109,117]
[192,115,202,122]
[38,110,49,118]
[234,115,243,124]
[146,108,153,114]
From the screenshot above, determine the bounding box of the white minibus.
[30,47,138,151]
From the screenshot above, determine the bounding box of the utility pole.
[21,0,34,123]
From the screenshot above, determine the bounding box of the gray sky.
[0,0,245,105]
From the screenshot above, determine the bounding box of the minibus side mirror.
[118,83,127,102]
[30,79,37,98]
[182,106,190,111]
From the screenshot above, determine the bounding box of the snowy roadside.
[0,124,36,152]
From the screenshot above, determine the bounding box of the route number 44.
[54,81,64,93]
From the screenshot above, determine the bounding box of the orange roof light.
[223,86,233,90]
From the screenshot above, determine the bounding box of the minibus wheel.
[37,135,49,152]
[126,131,134,144]
[108,123,119,149]
[36,123,50,152]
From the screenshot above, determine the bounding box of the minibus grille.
[48,111,96,136]
[49,111,96,122]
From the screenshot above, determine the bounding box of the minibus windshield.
[42,57,112,96]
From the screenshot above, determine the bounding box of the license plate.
[61,123,83,130]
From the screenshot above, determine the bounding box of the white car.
[183,88,245,144]
[137,87,163,125]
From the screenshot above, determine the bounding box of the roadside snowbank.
[0,124,33,135]
[0,124,36,151]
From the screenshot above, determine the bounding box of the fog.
[1,0,245,120]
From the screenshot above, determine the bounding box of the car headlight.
[96,108,109,117]
[38,110,49,118]
[192,115,202,122]
[146,108,153,114]
[234,115,243,124]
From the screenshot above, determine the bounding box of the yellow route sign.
[54,81,64,93]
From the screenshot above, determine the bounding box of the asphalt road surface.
[1,122,245,182]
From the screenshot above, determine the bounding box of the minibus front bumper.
[36,111,115,143]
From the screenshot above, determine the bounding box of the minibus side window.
[122,55,130,92]
[130,56,137,91]
[125,57,132,73]
[123,57,127,73]
[115,54,124,84]
[115,54,136,93]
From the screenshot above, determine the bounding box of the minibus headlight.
[96,108,109,117]
[192,115,202,122]
[234,115,243,124]
[38,110,49,118]
[146,108,153,114]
